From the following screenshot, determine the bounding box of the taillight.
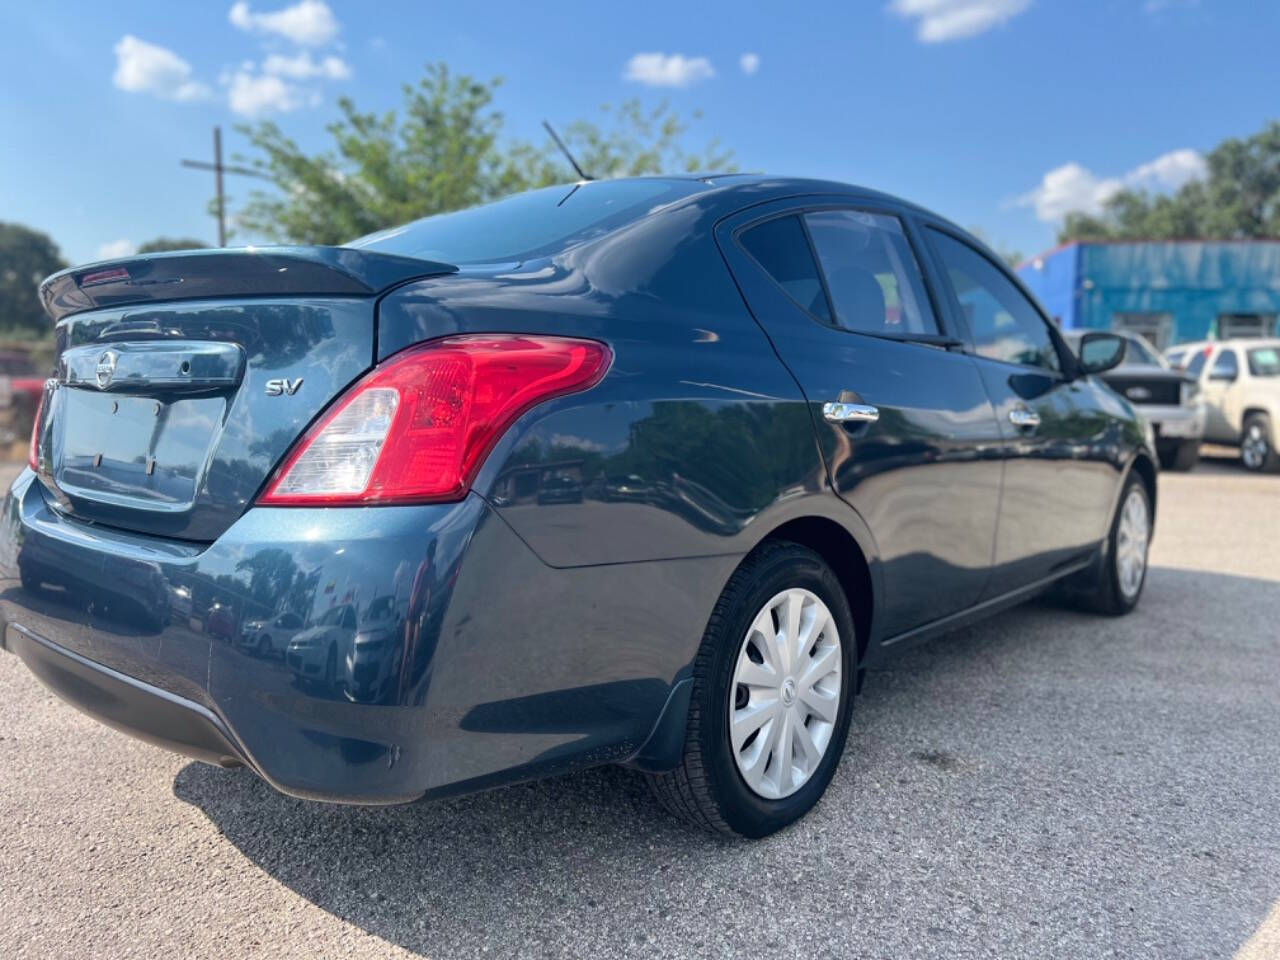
[27,389,44,472]
[259,335,611,506]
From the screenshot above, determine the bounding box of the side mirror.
[1078,332,1127,375]
[1208,369,1238,382]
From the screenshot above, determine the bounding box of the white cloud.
[624,52,715,88]
[262,51,350,79]
[228,0,339,46]
[739,52,760,75]
[226,70,310,115]
[888,0,1032,43]
[1016,148,1208,222]
[112,35,211,101]
[96,239,136,261]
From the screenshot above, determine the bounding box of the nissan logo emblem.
[95,350,118,390]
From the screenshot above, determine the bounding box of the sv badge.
[265,378,304,397]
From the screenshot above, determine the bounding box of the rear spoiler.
[39,246,457,323]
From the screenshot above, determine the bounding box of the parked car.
[1062,331,1204,471]
[1,176,1157,837]
[286,604,357,688]
[238,611,305,659]
[1165,339,1280,472]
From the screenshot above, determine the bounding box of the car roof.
[633,173,965,229]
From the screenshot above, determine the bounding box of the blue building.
[1017,241,1280,349]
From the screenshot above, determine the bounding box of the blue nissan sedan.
[1,176,1154,837]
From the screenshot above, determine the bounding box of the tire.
[1080,473,1152,616]
[646,541,856,838]
[1158,439,1200,472]
[258,634,272,658]
[1241,413,1280,473]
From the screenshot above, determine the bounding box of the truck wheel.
[1160,439,1200,472]
[646,541,856,838]
[1241,414,1279,473]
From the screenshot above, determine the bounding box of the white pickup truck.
[1166,339,1280,472]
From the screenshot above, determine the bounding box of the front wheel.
[1241,413,1280,473]
[646,542,856,838]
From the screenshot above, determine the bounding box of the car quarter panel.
[376,193,846,570]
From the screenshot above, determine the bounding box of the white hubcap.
[729,588,842,800]
[1116,488,1150,599]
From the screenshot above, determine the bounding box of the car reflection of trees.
[492,400,823,533]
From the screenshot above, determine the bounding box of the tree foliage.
[231,63,735,245]
[0,222,66,336]
[1059,121,1280,243]
[137,237,208,253]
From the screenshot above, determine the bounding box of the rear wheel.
[1080,474,1151,616]
[1241,414,1279,473]
[646,542,856,838]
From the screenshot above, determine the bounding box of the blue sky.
[2,0,1276,266]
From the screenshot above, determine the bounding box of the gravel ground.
[1,455,1278,959]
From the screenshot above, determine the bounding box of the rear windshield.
[1248,346,1280,377]
[346,180,703,264]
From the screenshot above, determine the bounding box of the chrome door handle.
[1008,406,1041,429]
[823,401,880,423]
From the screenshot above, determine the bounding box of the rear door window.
[1248,347,1280,377]
[804,211,939,336]
[738,215,831,323]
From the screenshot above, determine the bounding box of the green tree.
[0,222,66,336]
[231,63,735,245]
[137,237,208,253]
[1059,121,1280,243]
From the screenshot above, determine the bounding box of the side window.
[1166,350,1185,369]
[929,229,1061,372]
[1212,349,1239,379]
[1185,350,1209,378]
[804,211,938,336]
[738,216,831,323]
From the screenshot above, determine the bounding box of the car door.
[920,224,1116,593]
[1201,347,1241,440]
[716,198,1004,639]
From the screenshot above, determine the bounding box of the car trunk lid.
[32,247,455,541]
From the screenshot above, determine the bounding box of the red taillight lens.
[27,389,44,472]
[259,335,611,506]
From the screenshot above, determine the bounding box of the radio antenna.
[542,120,594,181]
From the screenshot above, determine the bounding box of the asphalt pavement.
[1,454,1278,959]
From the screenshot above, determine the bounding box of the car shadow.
[172,565,1280,958]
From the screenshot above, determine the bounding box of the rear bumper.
[0,470,725,802]
[5,623,247,769]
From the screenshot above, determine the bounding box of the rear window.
[346,180,701,264]
[1123,337,1164,366]
[1185,350,1209,378]
[738,215,831,322]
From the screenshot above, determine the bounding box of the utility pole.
[180,126,272,247]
